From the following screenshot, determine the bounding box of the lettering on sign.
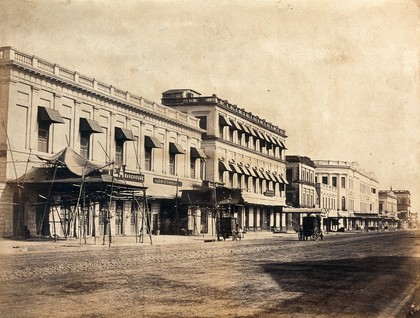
[121,172,145,183]
[153,178,182,187]
[112,170,144,183]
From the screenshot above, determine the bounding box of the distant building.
[315,178,338,232]
[162,89,288,233]
[284,155,322,232]
[378,189,399,230]
[313,160,379,231]
[393,190,413,229]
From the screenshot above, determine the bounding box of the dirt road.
[0,231,419,318]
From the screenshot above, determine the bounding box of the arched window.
[341,196,346,210]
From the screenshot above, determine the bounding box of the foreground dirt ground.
[0,230,419,318]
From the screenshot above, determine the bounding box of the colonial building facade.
[161,89,288,233]
[393,190,415,229]
[284,155,322,232]
[378,189,399,230]
[313,160,379,231]
[0,47,205,238]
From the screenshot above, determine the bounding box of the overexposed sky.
[1,0,419,212]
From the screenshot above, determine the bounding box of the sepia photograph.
[0,0,419,317]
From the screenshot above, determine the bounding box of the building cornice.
[162,94,287,138]
[0,46,204,134]
[313,159,378,183]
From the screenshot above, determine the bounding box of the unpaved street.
[0,231,419,318]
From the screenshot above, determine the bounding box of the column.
[29,86,40,150]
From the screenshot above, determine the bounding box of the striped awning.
[254,169,265,179]
[230,120,243,131]
[229,163,242,174]
[237,165,251,175]
[238,123,251,134]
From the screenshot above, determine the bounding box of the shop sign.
[113,170,144,183]
[153,178,182,187]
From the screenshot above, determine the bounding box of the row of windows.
[301,168,315,183]
[379,202,397,213]
[219,172,285,196]
[200,114,285,160]
[37,106,206,178]
[322,197,336,210]
[302,189,315,207]
[319,175,346,188]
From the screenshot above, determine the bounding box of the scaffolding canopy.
[37,147,105,176]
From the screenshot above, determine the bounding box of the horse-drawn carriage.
[218,217,242,241]
[298,214,323,241]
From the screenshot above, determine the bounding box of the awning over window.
[219,115,232,126]
[247,167,257,177]
[238,165,250,175]
[145,136,163,148]
[283,207,324,213]
[260,132,271,143]
[190,147,207,159]
[230,120,243,131]
[229,163,242,174]
[219,160,232,172]
[115,127,135,141]
[180,187,242,206]
[273,174,283,183]
[248,126,258,137]
[273,174,288,184]
[260,171,271,180]
[253,169,265,179]
[273,138,286,149]
[38,106,65,124]
[238,123,251,134]
[266,135,277,145]
[255,130,265,140]
[241,192,286,207]
[79,118,103,133]
[169,142,185,154]
[266,172,277,182]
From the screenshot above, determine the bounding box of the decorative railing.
[97,81,111,93]
[37,59,55,73]
[162,95,286,136]
[58,67,75,80]
[113,87,126,99]
[319,183,337,191]
[0,46,201,130]
[14,51,32,64]
[78,75,94,87]
[313,160,378,182]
